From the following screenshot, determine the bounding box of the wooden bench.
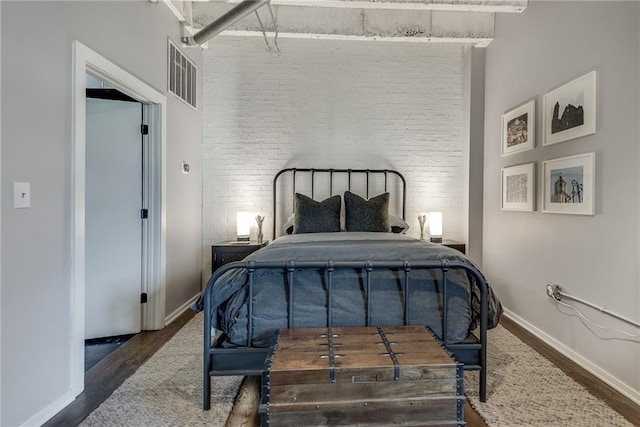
[260,325,466,426]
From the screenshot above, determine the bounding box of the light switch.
[14,182,31,209]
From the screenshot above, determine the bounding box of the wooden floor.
[43,309,196,427]
[45,309,639,426]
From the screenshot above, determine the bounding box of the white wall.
[483,1,640,402]
[202,37,468,275]
[0,2,202,425]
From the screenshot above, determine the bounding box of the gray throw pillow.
[344,191,391,232]
[293,193,341,234]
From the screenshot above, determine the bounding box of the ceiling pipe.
[183,0,271,46]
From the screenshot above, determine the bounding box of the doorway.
[72,41,167,395]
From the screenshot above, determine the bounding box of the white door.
[85,97,143,339]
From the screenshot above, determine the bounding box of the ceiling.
[168,0,528,47]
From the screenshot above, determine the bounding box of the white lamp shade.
[428,212,443,237]
[236,211,253,240]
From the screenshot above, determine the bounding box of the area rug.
[465,325,634,427]
[80,313,243,427]
[82,312,634,426]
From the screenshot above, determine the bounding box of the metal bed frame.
[272,168,407,239]
[202,168,489,410]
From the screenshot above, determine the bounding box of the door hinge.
[141,293,148,304]
[141,208,148,219]
[141,124,149,135]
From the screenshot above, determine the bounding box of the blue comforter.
[198,232,502,347]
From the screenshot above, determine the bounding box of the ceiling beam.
[208,0,527,13]
[218,29,493,46]
[192,2,497,45]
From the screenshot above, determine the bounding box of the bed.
[200,168,502,410]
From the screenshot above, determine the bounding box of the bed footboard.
[203,259,489,410]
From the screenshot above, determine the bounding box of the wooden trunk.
[260,326,466,426]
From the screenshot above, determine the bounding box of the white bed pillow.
[283,213,296,234]
[389,214,410,234]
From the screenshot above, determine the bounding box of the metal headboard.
[272,168,407,240]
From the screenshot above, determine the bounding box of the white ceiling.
[170,0,528,47]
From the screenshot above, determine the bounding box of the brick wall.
[202,36,465,276]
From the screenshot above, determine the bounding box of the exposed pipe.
[183,0,270,46]
[549,284,640,330]
[254,10,273,52]
[267,2,280,54]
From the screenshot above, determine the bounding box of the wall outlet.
[546,284,561,300]
[181,161,190,174]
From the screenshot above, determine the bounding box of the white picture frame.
[502,162,535,212]
[542,153,595,215]
[502,100,535,156]
[543,71,596,146]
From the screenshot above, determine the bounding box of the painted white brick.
[201,37,465,277]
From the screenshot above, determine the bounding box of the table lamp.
[428,212,443,243]
[236,211,253,241]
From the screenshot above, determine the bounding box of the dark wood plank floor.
[45,310,638,426]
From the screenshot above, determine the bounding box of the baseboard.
[503,308,640,406]
[21,390,75,427]
[164,293,200,326]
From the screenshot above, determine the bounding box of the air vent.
[168,40,197,109]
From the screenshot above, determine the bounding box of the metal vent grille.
[168,40,197,109]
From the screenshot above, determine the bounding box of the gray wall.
[0,1,202,425]
[484,1,640,399]
[463,47,485,265]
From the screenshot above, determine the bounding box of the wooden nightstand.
[211,241,268,274]
[441,239,466,254]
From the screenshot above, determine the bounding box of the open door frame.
[71,41,167,395]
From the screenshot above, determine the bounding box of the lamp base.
[236,236,250,242]
[430,237,443,243]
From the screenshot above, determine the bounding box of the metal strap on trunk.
[327,327,337,383]
[377,326,401,381]
[260,329,280,426]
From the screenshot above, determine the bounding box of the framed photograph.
[502,100,535,156]
[542,153,595,215]
[543,71,596,146]
[502,163,535,211]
